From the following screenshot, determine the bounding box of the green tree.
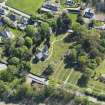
[56,12,72,34]
[18,61,31,74]
[39,22,51,40]
[25,36,33,48]
[25,25,36,37]
[0,80,7,97]
[13,45,28,58]
[16,37,25,47]
[43,65,54,77]
[8,57,19,65]
[78,68,93,87]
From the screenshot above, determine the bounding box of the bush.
[25,36,33,48]
[8,57,19,65]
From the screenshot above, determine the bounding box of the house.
[41,1,59,14]
[17,23,26,30]
[17,17,28,30]
[20,17,28,25]
[0,29,14,39]
[0,7,6,15]
[83,8,95,19]
[65,0,75,6]
[36,46,49,61]
[9,14,17,21]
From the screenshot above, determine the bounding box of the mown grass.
[68,70,81,85]
[88,80,105,92]
[69,14,78,25]
[95,59,105,75]
[6,0,44,15]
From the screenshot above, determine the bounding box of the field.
[6,0,44,15]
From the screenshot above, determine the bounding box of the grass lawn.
[88,80,105,92]
[6,0,44,15]
[68,70,81,85]
[69,14,77,25]
[95,59,105,75]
